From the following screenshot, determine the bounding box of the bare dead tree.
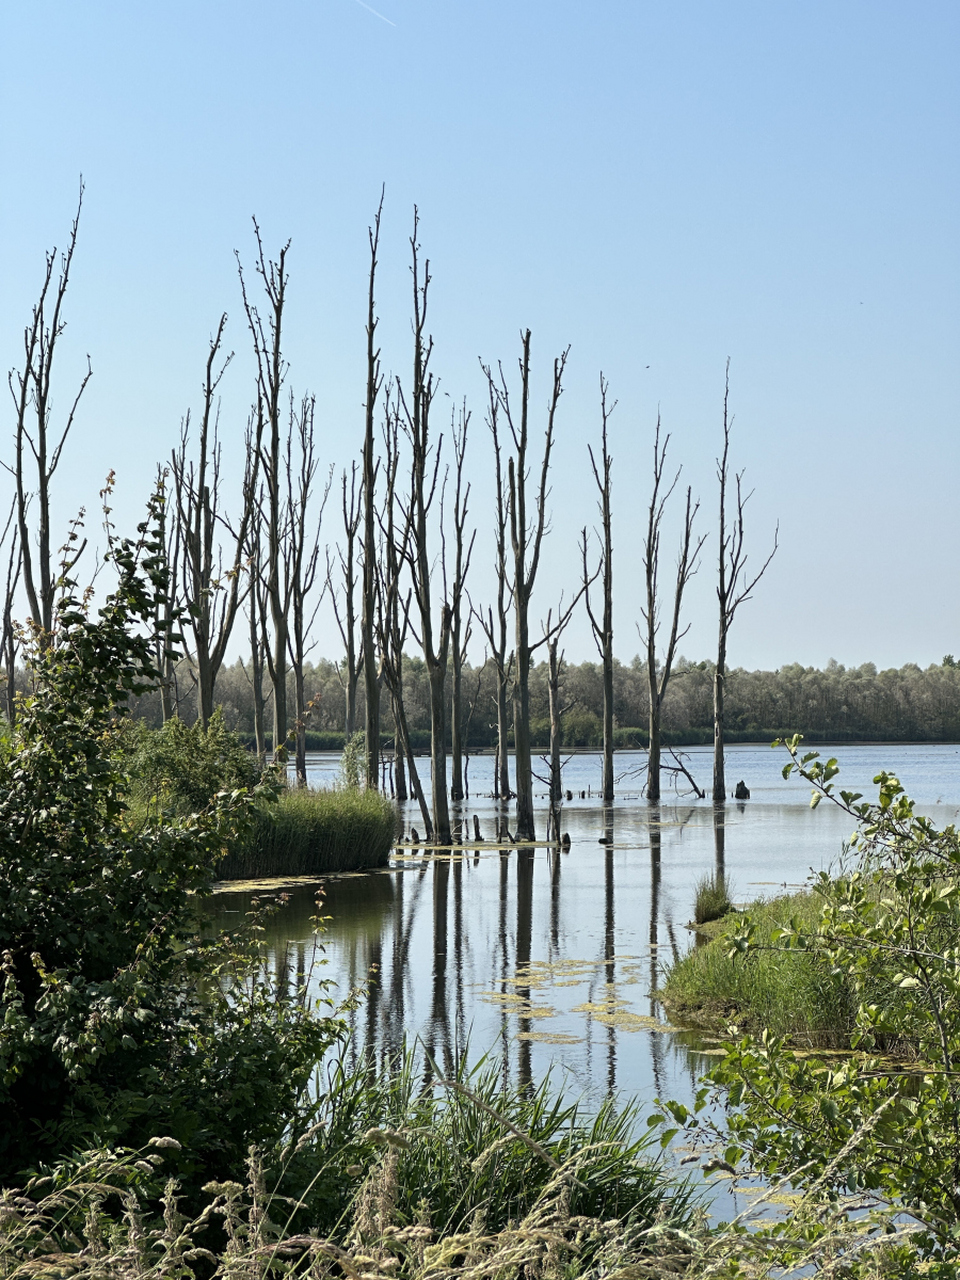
[714,362,778,802]
[482,331,568,842]
[362,194,385,788]
[6,184,91,643]
[584,375,615,803]
[641,420,706,803]
[447,402,476,803]
[285,392,328,784]
[237,222,291,759]
[329,463,362,737]
[377,389,432,836]
[398,212,452,844]
[171,314,255,726]
[475,393,514,800]
[241,420,268,761]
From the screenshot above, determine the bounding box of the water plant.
[693,871,733,925]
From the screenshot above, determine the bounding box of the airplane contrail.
[351,0,396,25]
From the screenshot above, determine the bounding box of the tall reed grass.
[218,786,399,880]
[661,891,855,1046]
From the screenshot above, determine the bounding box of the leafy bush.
[123,708,259,817]
[0,506,340,1184]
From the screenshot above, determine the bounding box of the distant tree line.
[119,651,960,754]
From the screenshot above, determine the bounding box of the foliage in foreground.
[0,505,340,1184]
[658,737,960,1262]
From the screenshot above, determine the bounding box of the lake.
[209,741,960,1203]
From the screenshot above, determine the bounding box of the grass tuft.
[693,872,732,924]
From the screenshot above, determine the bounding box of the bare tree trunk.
[585,376,615,803]
[713,363,779,803]
[7,184,91,644]
[362,196,385,788]
[237,222,293,761]
[477,398,514,801]
[448,405,475,803]
[284,393,326,784]
[547,638,563,843]
[642,420,705,803]
[171,314,254,726]
[483,331,568,842]
[330,464,362,737]
[153,467,182,724]
[399,214,452,844]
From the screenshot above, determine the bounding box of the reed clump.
[693,872,732,925]
[661,890,855,1045]
[218,785,400,880]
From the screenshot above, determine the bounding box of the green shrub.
[0,505,340,1185]
[123,709,259,817]
[219,785,399,879]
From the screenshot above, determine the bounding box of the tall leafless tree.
[362,196,385,788]
[152,466,182,724]
[7,185,91,644]
[475,395,513,801]
[584,376,615,803]
[329,464,362,737]
[641,420,706,803]
[171,314,255,726]
[285,392,328,783]
[398,213,452,845]
[714,363,778,802]
[377,389,432,834]
[447,402,475,803]
[483,331,568,842]
[238,223,292,759]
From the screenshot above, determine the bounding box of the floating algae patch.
[516,1031,584,1045]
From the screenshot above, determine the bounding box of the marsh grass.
[218,787,399,880]
[693,873,732,925]
[661,891,855,1045]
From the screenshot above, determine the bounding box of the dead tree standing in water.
[476,393,513,801]
[285,393,327,784]
[448,403,475,803]
[713,363,778,803]
[362,197,385,788]
[584,376,615,804]
[329,464,362,737]
[641,420,705,803]
[483,331,568,842]
[398,214,452,845]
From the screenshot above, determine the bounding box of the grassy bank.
[660,890,855,1046]
[218,785,399,880]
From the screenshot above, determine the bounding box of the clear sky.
[1,1,957,673]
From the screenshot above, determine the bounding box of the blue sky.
[1,1,957,671]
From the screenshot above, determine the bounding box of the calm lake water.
[209,742,960,1202]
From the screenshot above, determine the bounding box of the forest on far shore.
[118,651,960,750]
